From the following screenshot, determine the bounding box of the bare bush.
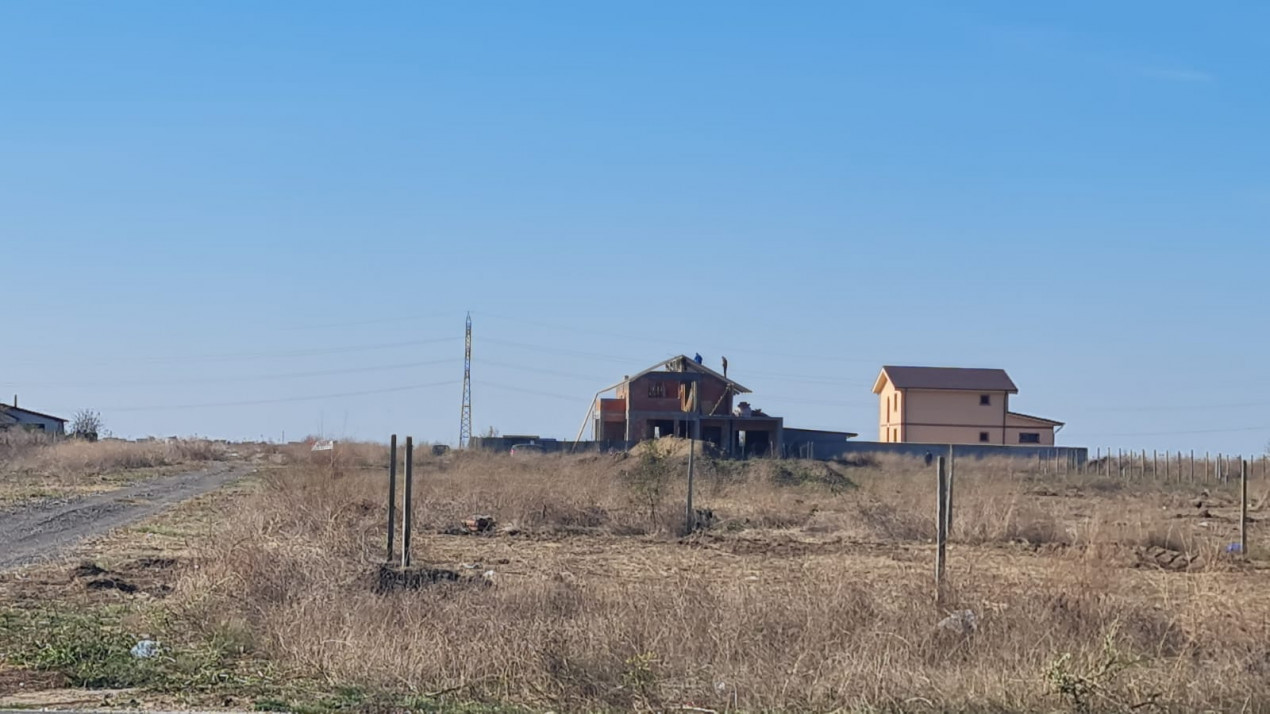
[161,451,1270,711]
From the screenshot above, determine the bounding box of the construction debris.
[464,515,496,534]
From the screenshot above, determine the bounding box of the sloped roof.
[0,404,68,423]
[1007,411,1064,427]
[605,355,751,393]
[873,366,1018,394]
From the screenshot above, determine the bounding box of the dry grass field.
[0,431,231,504]
[3,439,1270,712]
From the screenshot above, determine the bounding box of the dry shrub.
[165,452,1270,711]
[0,436,226,487]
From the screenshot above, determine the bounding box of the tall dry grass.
[173,448,1270,712]
[0,431,228,499]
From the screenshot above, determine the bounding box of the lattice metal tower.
[459,312,473,448]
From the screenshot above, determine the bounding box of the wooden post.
[401,436,414,568]
[946,449,955,537]
[387,434,398,563]
[1241,459,1249,557]
[1152,450,1158,481]
[935,456,948,605]
[686,422,696,534]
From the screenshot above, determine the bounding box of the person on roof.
[694,353,703,364]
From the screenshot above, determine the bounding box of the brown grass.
[164,449,1270,711]
[0,431,229,502]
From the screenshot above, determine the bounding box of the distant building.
[872,366,1063,446]
[594,355,783,457]
[0,398,68,436]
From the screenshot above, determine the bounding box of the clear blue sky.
[5,1,1269,455]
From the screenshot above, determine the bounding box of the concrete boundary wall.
[828,440,1088,464]
[471,435,1087,464]
[471,437,635,454]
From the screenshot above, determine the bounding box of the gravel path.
[0,463,251,571]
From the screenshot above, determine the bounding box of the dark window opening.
[979,432,990,442]
[648,382,665,398]
[1019,432,1041,444]
[979,394,991,406]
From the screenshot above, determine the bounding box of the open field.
[3,441,1270,712]
[0,432,238,506]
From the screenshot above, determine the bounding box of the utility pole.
[459,312,473,448]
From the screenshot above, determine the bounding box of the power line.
[101,380,460,412]
[279,311,454,331]
[12,336,464,368]
[477,359,610,383]
[475,381,591,403]
[0,358,462,388]
[1096,425,1270,438]
[1090,400,1270,412]
[474,311,883,365]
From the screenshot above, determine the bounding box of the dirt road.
[0,463,251,571]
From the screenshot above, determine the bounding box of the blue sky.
[4,1,1269,454]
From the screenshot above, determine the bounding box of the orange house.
[872,366,1063,446]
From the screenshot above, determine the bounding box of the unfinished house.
[593,355,783,457]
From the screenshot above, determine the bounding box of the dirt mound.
[751,460,856,490]
[1134,545,1201,572]
[631,437,720,459]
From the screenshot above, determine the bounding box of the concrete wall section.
[837,440,1085,464]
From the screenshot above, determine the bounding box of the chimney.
[12,395,15,408]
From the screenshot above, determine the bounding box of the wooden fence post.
[1241,459,1249,557]
[946,450,955,537]
[401,436,413,568]
[387,434,398,563]
[935,456,948,605]
[686,422,697,533]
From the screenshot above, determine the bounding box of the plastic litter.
[131,640,160,659]
[937,610,978,635]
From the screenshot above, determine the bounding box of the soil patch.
[373,564,484,593]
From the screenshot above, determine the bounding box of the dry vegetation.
[5,440,1270,712]
[0,431,230,503]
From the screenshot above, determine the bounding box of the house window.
[648,382,665,398]
[894,393,899,409]
[1019,433,1041,444]
[979,432,989,443]
[979,394,991,406]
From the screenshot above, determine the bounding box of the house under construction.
[591,355,783,457]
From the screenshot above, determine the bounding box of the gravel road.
[0,463,251,571]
